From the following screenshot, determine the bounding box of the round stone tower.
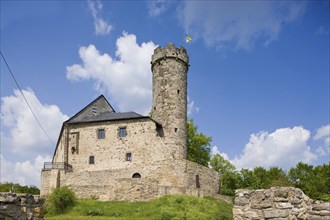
[151,43,189,160]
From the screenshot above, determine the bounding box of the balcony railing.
[43,162,72,170]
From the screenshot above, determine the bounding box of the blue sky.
[1,1,329,187]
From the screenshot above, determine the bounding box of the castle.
[40,44,219,201]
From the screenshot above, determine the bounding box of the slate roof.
[67,111,147,124]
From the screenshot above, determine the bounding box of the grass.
[45,195,233,220]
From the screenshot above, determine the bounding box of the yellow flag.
[185,36,192,43]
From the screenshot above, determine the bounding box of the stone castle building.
[40,44,219,201]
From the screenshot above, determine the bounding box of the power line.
[0,50,55,145]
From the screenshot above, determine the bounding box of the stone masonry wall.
[0,193,43,220]
[41,116,220,199]
[151,44,189,160]
[58,118,168,172]
[41,159,219,201]
[233,187,330,220]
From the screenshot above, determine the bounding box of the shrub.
[87,209,104,216]
[175,197,184,204]
[46,186,77,214]
[111,211,121,216]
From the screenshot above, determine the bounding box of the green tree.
[0,182,40,195]
[239,169,255,188]
[267,167,292,187]
[220,172,242,196]
[289,162,330,201]
[288,162,314,190]
[187,119,212,166]
[251,167,269,189]
[314,164,330,201]
[210,153,236,174]
[210,153,238,195]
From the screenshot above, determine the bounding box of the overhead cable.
[0,51,55,145]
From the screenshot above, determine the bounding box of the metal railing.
[43,162,72,170]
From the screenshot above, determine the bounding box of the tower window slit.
[196,175,200,188]
[177,90,180,95]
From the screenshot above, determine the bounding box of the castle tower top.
[151,43,189,70]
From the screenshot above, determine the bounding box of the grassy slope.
[45,195,233,220]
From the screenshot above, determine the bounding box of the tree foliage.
[210,153,235,174]
[288,162,330,201]
[210,153,237,195]
[187,119,212,166]
[208,155,329,201]
[220,172,241,196]
[268,166,293,187]
[0,182,40,195]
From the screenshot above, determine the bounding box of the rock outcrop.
[233,187,330,220]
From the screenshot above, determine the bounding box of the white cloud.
[211,146,229,161]
[88,0,112,36]
[67,32,157,115]
[177,1,307,50]
[0,154,51,187]
[313,124,330,141]
[0,89,69,155]
[232,126,317,170]
[316,26,330,36]
[313,124,330,157]
[187,97,199,116]
[147,0,171,17]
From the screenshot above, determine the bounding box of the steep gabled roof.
[67,95,115,123]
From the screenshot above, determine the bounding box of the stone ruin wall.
[0,193,43,220]
[234,187,330,220]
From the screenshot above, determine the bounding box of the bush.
[87,209,104,216]
[46,186,77,214]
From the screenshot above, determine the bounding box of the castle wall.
[40,170,51,197]
[40,169,65,197]
[53,129,66,163]
[49,159,219,201]
[64,118,169,172]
